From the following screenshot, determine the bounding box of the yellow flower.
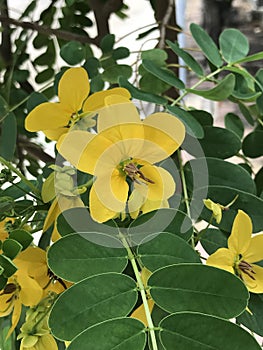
[0,270,43,338]
[203,199,223,224]
[15,246,71,295]
[206,210,263,293]
[19,334,58,350]
[57,103,185,223]
[25,67,131,141]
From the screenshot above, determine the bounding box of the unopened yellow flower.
[25,67,131,141]
[0,271,43,338]
[57,103,185,223]
[19,333,58,350]
[203,199,223,224]
[42,166,85,241]
[207,210,263,293]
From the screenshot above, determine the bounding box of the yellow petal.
[242,264,263,293]
[140,112,185,163]
[42,172,56,203]
[37,334,58,350]
[43,198,60,232]
[92,170,128,216]
[203,199,222,224]
[206,247,235,274]
[135,165,175,201]
[245,234,263,263]
[89,185,121,223]
[128,189,145,219]
[141,198,169,215]
[97,102,141,133]
[17,273,43,306]
[57,130,115,174]
[83,87,131,112]
[44,127,69,141]
[130,299,154,327]
[25,102,71,132]
[59,67,90,112]
[6,301,22,338]
[228,210,252,255]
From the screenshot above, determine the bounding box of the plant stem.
[120,233,158,350]
[0,156,41,196]
[177,150,194,248]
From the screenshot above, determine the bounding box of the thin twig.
[158,0,175,49]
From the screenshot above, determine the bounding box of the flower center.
[121,160,154,185]
[238,260,256,280]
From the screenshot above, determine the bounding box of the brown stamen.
[0,283,17,295]
[124,163,155,184]
[239,260,256,280]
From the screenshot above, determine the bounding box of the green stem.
[177,150,194,248]
[170,67,223,107]
[120,233,158,350]
[0,156,41,196]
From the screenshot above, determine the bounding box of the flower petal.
[92,169,128,215]
[43,198,59,232]
[141,198,169,215]
[59,67,90,112]
[245,234,263,263]
[242,264,263,293]
[228,210,252,255]
[83,87,131,112]
[44,127,69,141]
[17,273,43,306]
[128,189,145,219]
[25,103,71,132]
[206,247,235,274]
[57,130,116,174]
[89,184,121,223]
[37,334,58,350]
[134,165,175,201]
[140,112,185,163]
[97,102,141,133]
[7,301,22,338]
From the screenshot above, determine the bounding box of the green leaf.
[26,92,48,113]
[0,275,7,290]
[185,126,241,159]
[67,317,146,350]
[237,293,263,336]
[139,72,170,94]
[235,51,263,64]
[112,47,130,60]
[142,59,185,89]
[35,68,54,84]
[188,109,213,126]
[242,130,263,158]
[0,112,17,161]
[101,64,132,84]
[49,272,137,341]
[2,239,22,259]
[238,102,254,125]
[184,157,256,196]
[0,255,17,278]
[90,75,104,92]
[255,166,263,196]
[200,228,228,255]
[224,113,244,138]
[48,233,128,282]
[60,41,85,65]
[148,264,248,318]
[84,57,100,79]
[160,312,261,350]
[166,40,203,76]
[129,209,193,243]
[219,28,249,63]
[187,74,235,101]
[9,229,33,250]
[137,232,200,272]
[190,23,223,67]
[119,77,167,105]
[166,105,204,138]
[141,49,167,65]
[100,34,115,53]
